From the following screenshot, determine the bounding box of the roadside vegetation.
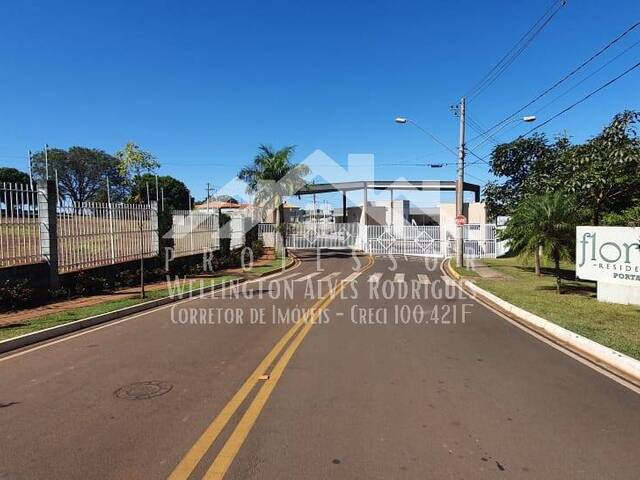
[238,144,310,256]
[0,256,292,342]
[455,257,640,360]
[487,111,639,292]
[452,109,640,359]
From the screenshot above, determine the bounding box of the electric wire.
[464,0,567,102]
[470,20,640,142]
[520,59,640,137]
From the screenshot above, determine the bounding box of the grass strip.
[0,257,293,341]
[452,257,640,360]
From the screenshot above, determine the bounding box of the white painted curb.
[444,259,640,389]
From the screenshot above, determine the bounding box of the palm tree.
[501,192,576,293]
[238,145,310,255]
[500,197,543,275]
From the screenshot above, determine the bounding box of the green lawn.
[248,256,293,275]
[0,275,238,341]
[454,257,640,360]
[450,258,480,277]
[0,257,293,342]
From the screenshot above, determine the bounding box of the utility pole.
[206,182,212,212]
[456,97,466,268]
[44,144,50,180]
[28,151,33,186]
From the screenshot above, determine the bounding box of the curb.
[442,258,640,390]
[0,255,299,356]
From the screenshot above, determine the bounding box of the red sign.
[455,214,466,226]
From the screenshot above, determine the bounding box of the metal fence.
[57,202,158,273]
[171,210,219,257]
[0,182,41,267]
[444,224,497,258]
[286,223,361,249]
[257,223,276,246]
[258,222,498,258]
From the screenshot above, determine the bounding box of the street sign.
[455,214,466,226]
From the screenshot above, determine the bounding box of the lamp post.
[395,111,536,266]
[395,114,463,263]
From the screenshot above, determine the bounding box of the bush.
[251,239,264,259]
[74,272,112,296]
[0,279,37,311]
[602,205,640,227]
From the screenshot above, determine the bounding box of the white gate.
[367,225,444,256]
[444,224,497,258]
[259,222,497,258]
[286,223,361,249]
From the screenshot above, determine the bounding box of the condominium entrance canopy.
[295,180,481,202]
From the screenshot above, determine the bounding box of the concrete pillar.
[150,201,159,255]
[37,180,59,289]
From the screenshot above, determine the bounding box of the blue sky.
[1,0,639,207]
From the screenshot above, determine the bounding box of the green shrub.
[602,205,640,227]
[0,279,37,311]
[74,272,112,296]
[251,239,264,258]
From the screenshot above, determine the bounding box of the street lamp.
[393,117,459,158]
[394,110,537,267]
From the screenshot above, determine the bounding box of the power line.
[464,0,567,102]
[520,60,640,137]
[466,115,501,146]
[487,36,640,142]
[531,37,640,116]
[471,20,640,142]
[464,171,489,184]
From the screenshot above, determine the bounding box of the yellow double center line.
[169,255,374,480]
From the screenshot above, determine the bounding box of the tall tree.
[484,134,570,219]
[0,167,30,185]
[31,147,122,204]
[130,173,190,210]
[563,110,640,225]
[484,111,640,225]
[0,168,33,212]
[238,145,310,254]
[129,174,191,235]
[115,142,160,202]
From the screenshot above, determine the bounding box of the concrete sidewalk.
[467,258,507,279]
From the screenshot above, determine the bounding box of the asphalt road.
[1,250,639,479]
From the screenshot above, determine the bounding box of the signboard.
[455,214,466,226]
[576,226,640,286]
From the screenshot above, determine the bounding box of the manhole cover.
[114,381,173,400]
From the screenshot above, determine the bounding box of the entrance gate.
[258,223,498,259]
